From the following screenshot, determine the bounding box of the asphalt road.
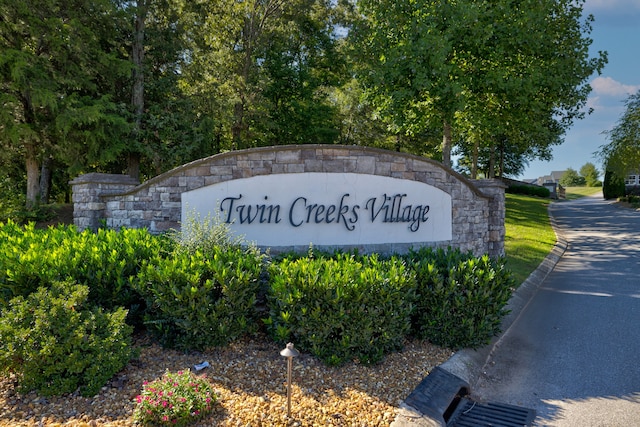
[471,193,640,426]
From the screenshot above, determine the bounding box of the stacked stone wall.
[71,145,505,257]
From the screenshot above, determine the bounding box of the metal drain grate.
[447,398,536,427]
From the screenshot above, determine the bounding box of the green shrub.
[0,222,170,327]
[52,227,170,324]
[265,253,416,365]
[404,247,514,349]
[134,245,264,351]
[506,184,551,198]
[0,221,68,305]
[0,280,136,397]
[603,170,626,199]
[167,210,245,253]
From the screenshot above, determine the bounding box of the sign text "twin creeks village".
[219,193,431,232]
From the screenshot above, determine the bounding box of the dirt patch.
[35,204,74,228]
[0,334,452,426]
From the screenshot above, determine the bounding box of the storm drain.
[446,398,535,427]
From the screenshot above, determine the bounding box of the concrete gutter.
[392,204,567,427]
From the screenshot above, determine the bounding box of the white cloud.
[585,0,640,11]
[590,76,640,97]
[586,95,602,110]
[583,0,640,25]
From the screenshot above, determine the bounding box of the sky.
[513,0,640,180]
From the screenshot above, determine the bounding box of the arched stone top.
[123,145,488,201]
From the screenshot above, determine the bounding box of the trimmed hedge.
[404,247,514,349]
[265,253,416,365]
[506,184,551,198]
[133,245,264,351]
[0,221,169,325]
[603,170,626,199]
[0,220,517,377]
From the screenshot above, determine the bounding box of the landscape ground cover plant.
[132,369,217,426]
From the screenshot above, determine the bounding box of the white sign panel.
[181,173,452,246]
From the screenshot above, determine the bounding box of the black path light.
[280,342,300,418]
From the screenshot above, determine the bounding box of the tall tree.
[129,0,148,180]
[599,90,640,179]
[579,162,600,186]
[178,0,343,149]
[121,0,217,178]
[352,0,606,171]
[0,0,132,207]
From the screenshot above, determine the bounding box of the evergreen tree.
[0,0,132,207]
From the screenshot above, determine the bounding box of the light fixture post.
[280,342,300,418]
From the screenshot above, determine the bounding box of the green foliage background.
[0,0,607,214]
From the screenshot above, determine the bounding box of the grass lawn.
[504,186,602,285]
[563,186,602,200]
[504,193,556,285]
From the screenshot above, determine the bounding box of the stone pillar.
[474,179,507,258]
[69,173,139,231]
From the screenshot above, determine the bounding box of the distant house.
[532,171,567,199]
[625,174,640,194]
[537,171,566,186]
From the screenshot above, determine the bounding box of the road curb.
[392,203,567,426]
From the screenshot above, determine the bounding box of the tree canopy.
[599,90,640,178]
[352,0,606,175]
[0,0,608,213]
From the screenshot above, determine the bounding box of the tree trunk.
[232,100,245,150]
[471,139,479,179]
[442,120,452,168]
[498,136,505,178]
[25,142,40,209]
[39,156,53,204]
[21,91,40,208]
[488,144,496,178]
[129,0,146,180]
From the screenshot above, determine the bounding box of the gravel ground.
[0,334,451,426]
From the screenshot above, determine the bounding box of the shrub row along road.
[472,193,640,426]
